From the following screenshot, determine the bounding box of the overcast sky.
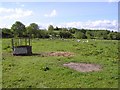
[0,1,119,31]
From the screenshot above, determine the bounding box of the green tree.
[2,28,13,38]
[54,26,59,31]
[116,32,120,40]
[80,29,86,34]
[40,30,49,38]
[102,30,109,39]
[26,23,39,38]
[48,25,54,34]
[107,32,117,40]
[69,28,77,34]
[62,28,68,32]
[11,21,26,37]
[85,31,94,39]
[75,31,86,39]
[59,31,72,38]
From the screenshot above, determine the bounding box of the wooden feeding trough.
[11,38,32,56]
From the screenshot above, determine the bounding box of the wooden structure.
[11,38,32,56]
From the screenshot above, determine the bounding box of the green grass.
[0,39,2,88]
[2,38,119,88]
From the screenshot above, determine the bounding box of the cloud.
[44,9,57,17]
[0,8,33,20]
[108,0,119,2]
[15,2,25,7]
[33,22,54,29]
[20,4,25,7]
[58,20,118,31]
[34,20,118,32]
[21,4,25,7]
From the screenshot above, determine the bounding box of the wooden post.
[29,38,30,46]
[19,38,21,46]
[25,38,27,45]
[11,39,14,51]
[17,38,19,46]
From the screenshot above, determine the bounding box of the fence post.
[11,38,14,51]
[29,37,30,46]
[25,38,27,45]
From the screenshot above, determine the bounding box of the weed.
[41,66,50,71]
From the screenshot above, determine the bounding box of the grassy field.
[2,38,119,88]
[0,39,2,88]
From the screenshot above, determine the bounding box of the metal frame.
[11,38,32,55]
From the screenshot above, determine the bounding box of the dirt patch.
[63,62,102,72]
[32,52,74,57]
[46,52,74,57]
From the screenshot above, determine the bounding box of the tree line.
[1,21,120,40]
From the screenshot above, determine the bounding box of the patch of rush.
[63,62,102,72]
